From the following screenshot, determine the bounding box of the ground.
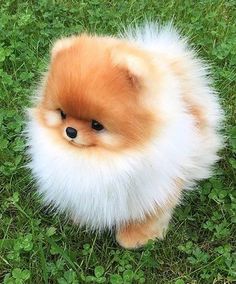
[0,1,235,283]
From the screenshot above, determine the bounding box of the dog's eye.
[91,120,104,131]
[59,109,66,119]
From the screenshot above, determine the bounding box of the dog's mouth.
[68,139,95,148]
[69,140,84,147]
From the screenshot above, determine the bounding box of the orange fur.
[170,59,208,129]
[184,98,206,129]
[38,35,158,150]
[116,214,163,249]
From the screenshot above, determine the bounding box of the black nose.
[66,127,77,139]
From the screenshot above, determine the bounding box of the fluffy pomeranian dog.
[26,23,223,249]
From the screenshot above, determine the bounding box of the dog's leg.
[116,207,174,249]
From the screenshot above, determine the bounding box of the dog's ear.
[110,44,151,89]
[51,36,77,60]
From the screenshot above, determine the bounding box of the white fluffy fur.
[27,23,223,230]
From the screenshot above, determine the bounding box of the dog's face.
[32,35,162,153]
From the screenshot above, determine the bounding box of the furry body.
[27,24,223,248]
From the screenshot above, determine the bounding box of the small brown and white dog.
[26,23,223,249]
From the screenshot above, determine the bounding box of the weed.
[0,1,235,283]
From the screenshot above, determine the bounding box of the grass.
[0,0,235,283]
